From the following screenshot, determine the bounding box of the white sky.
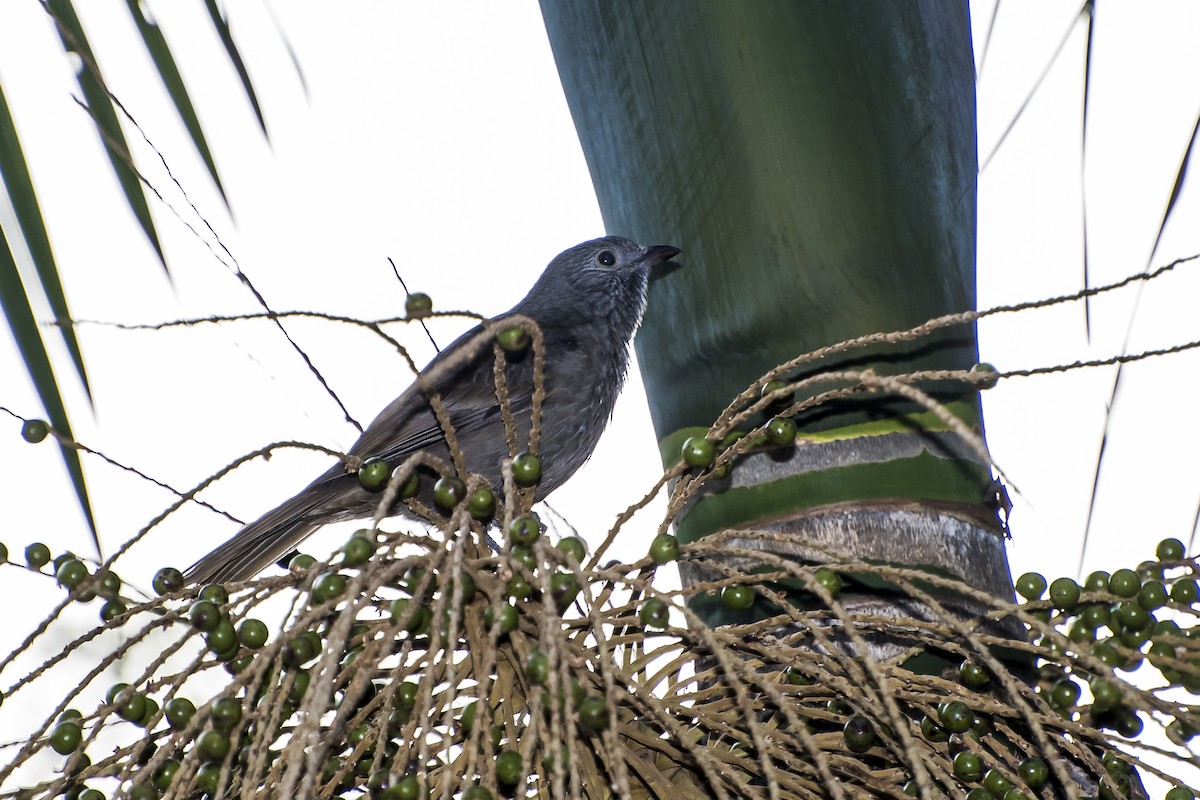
[0,0,1198,792]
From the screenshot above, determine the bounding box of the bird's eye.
[595,250,616,268]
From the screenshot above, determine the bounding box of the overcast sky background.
[0,0,1198,790]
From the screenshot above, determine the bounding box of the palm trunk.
[540,1,1014,655]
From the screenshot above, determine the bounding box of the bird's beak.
[639,244,681,268]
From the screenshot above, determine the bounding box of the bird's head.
[517,236,681,330]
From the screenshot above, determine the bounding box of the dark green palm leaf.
[0,226,98,555]
[125,0,228,204]
[204,0,268,136]
[0,81,91,402]
[45,0,167,270]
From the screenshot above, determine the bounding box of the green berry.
[199,583,229,605]
[194,763,221,794]
[983,769,1014,797]
[938,700,973,733]
[205,618,238,655]
[1067,619,1095,643]
[1113,708,1143,738]
[1049,576,1081,609]
[495,750,523,786]
[289,553,317,572]
[1016,757,1049,788]
[1015,572,1047,600]
[1157,538,1186,561]
[196,729,230,762]
[114,690,148,724]
[396,468,421,499]
[312,572,348,604]
[639,598,669,628]
[505,575,533,600]
[483,602,518,634]
[238,618,269,649]
[164,697,196,730]
[1165,787,1195,800]
[282,632,319,668]
[1115,601,1150,631]
[433,476,466,510]
[1102,750,1128,776]
[952,751,982,782]
[1171,578,1199,605]
[210,697,242,733]
[1048,678,1081,710]
[462,786,493,800]
[556,536,587,563]
[288,669,312,703]
[154,759,181,791]
[405,292,432,318]
[681,436,715,468]
[827,698,853,716]
[497,326,530,354]
[129,785,158,800]
[225,653,254,676]
[460,700,478,732]
[1108,568,1141,598]
[100,599,126,623]
[512,452,542,486]
[970,362,999,389]
[959,660,990,689]
[920,715,949,742]
[1080,602,1110,629]
[1148,639,1176,668]
[710,457,732,480]
[342,533,375,568]
[507,515,541,546]
[1090,678,1121,713]
[49,721,82,754]
[577,696,610,733]
[842,714,875,752]
[784,667,812,686]
[21,419,49,442]
[25,542,51,569]
[760,379,793,407]
[525,649,550,686]
[467,486,496,521]
[188,600,221,632]
[53,551,78,573]
[151,567,183,596]
[1138,579,1168,610]
[96,570,121,599]
[1084,570,1111,592]
[357,457,390,492]
[56,558,90,591]
[812,567,842,596]
[393,775,420,800]
[1092,642,1121,668]
[509,545,536,571]
[649,533,679,564]
[550,572,580,607]
[765,416,797,446]
[721,585,755,611]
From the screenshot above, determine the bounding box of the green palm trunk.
[541,2,1014,649]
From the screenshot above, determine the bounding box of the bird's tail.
[184,486,335,585]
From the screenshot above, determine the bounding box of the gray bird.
[185,236,680,584]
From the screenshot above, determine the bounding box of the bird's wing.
[318,319,537,482]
